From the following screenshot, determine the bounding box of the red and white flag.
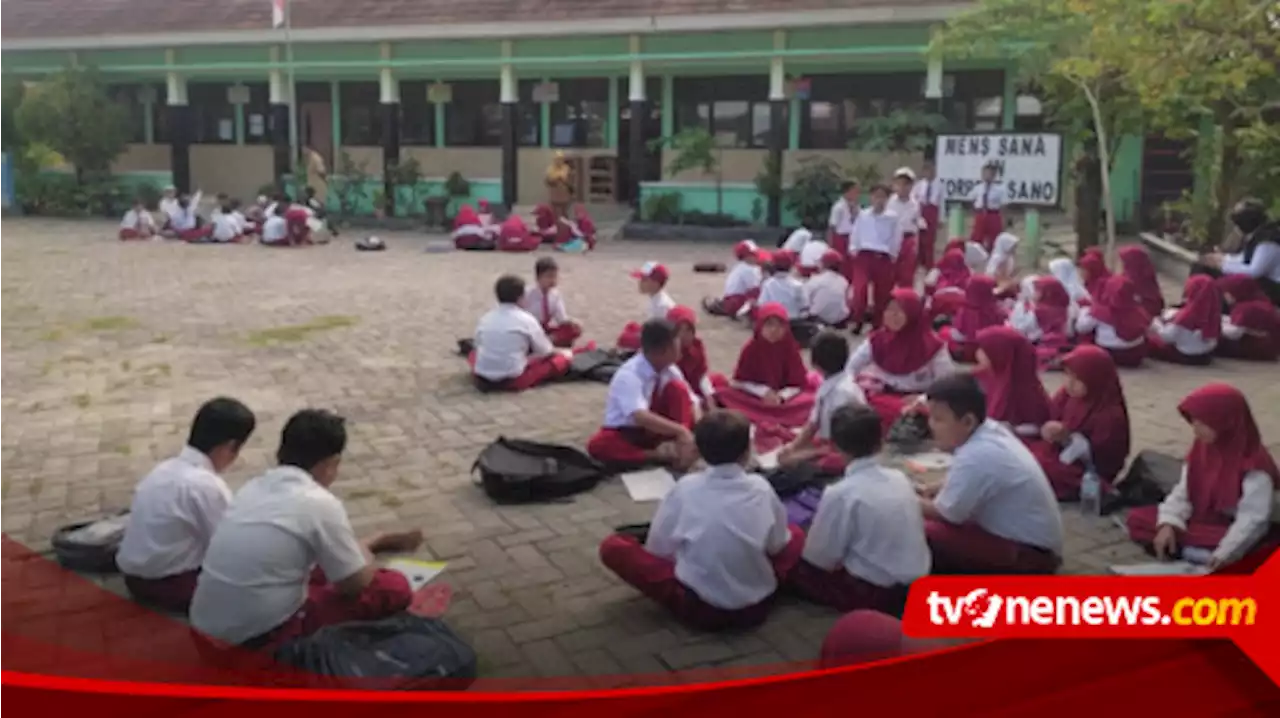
[271,0,286,28]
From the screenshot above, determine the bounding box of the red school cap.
[630,261,670,285]
[734,240,760,260]
[821,249,843,270]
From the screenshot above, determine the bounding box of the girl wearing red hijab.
[497,215,541,252]
[973,327,1051,438]
[847,288,957,430]
[1118,246,1165,317]
[1127,384,1278,570]
[1076,251,1111,300]
[452,205,495,251]
[1075,275,1150,367]
[940,275,1007,362]
[713,303,818,428]
[667,306,719,409]
[924,248,971,321]
[1216,275,1280,362]
[1011,276,1074,359]
[1027,346,1130,500]
[1148,275,1220,365]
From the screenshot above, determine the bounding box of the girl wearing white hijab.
[1049,257,1090,305]
[963,241,990,273]
[986,232,1021,281]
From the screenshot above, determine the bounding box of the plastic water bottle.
[1079,468,1102,516]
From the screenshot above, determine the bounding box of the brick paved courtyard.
[2,218,1277,683]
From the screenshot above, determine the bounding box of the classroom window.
[399,81,436,146]
[1014,94,1046,131]
[941,70,1005,130]
[548,79,608,148]
[243,83,270,145]
[189,83,236,144]
[339,82,381,146]
[673,76,770,148]
[798,73,927,150]
[107,84,151,143]
[444,80,540,147]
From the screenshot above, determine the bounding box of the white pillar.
[925,55,943,99]
[500,40,516,103]
[769,30,786,101]
[628,35,645,102]
[379,42,399,103]
[268,46,286,104]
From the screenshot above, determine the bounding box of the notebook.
[621,468,677,502]
[756,449,781,471]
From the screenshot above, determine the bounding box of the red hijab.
[667,305,709,394]
[974,326,1051,427]
[1217,275,1280,335]
[453,205,480,229]
[1090,275,1150,341]
[953,275,1007,338]
[1178,383,1279,522]
[1055,346,1131,480]
[869,288,944,375]
[1033,276,1071,337]
[1118,246,1164,317]
[943,238,967,256]
[733,302,808,390]
[1170,275,1221,340]
[935,249,970,291]
[1077,252,1111,299]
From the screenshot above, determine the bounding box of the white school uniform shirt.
[886,195,925,235]
[802,457,931,587]
[758,274,807,319]
[473,304,556,382]
[804,269,851,326]
[210,210,240,242]
[1074,308,1144,349]
[169,204,199,231]
[261,216,288,244]
[1156,467,1274,565]
[828,198,857,236]
[809,371,867,440]
[648,290,677,320]
[782,228,812,253]
[645,464,792,610]
[850,208,904,259]
[1151,318,1217,356]
[912,177,944,208]
[115,446,232,579]
[159,196,181,220]
[190,466,369,644]
[522,286,570,327]
[934,420,1064,554]
[230,210,248,232]
[723,261,763,297]
[967,181,1008,211]
[120,208,156,231]
[1222,242,1280,283]
[602,353,687,428]
[846,340,956,394]
[799,238,831,269]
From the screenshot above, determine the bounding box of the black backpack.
[568,348,625,383]
[272,614,477,690]
[52,510,130,573]
[473,437,609,503]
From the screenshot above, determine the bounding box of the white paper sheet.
[384,559,448,592]
[1109,561,1209,577]
[621,468,677,502]
[756,450,781,471]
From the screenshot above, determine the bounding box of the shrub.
[643,192,682,223]
[785,156,846,230]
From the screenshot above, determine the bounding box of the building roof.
[2,0,958,44]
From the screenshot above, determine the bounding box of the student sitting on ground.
[1026,346,1130,500]
[972,326,1051,439]
[158,185,181,228]
[788,404,930,613]
[166,192,210,241]
[1126,384,1277,570]
[228,198,254,237]
[940,275,1007,362]
[587,319,697,469]
[668,306,719,411]
[119,198,158,240]
[1119,245,1165,318]
[260,203,291,246]
[598,410,804,631]
[714,303,818,428]
[757,250,807,320]
[1009,276,1074,360]
[1076,250,1111,300]
[522,257,583,349]
[985,232,1021,287]
[617,262,677,352]
[1148,275,1220,365]
[924,248,971,321]
[704,241,762,317]
[802,250,851,328]
[1216,275,1280,361]
[470,275,573,392]
[452,205,494,251]
[778,331,867,474]
[918,373,1064,574]
[797,228,832,278]
[116,398,255,613]
[1075,275,1150,367]
[210,196,244,243]
[191,409,423,647]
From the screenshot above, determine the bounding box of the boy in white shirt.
[827,181,860,281]
[617,262,677,351]
[779,331,866,472]
[757,250,808,319]
[796,228,831,277]
[888,168,926,288]
[804,251,852,328]
[781,227,811,254]
[260,204,290,246]
[117,397,256,613]
[919,374,1064,574]
[472,275,572,392]
[704,240,762,317]
[166,192,210,242]
[912,160,945,270]
[158,185,181,228]
[967,162,1007,252]
[789,404,930,613]
[190,409,423,647]
[119,198,158,240]
[599,410,803,630]
[849,184,903,331]
[209,195,242,243]
[522,257,583,348]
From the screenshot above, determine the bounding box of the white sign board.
[934,132,1063,207]
[227,84,251,105]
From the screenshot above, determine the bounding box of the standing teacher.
[302,145,329,208]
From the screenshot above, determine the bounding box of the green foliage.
[329,151,370,217]
[133,182,161,211]
[3,81,27,153]
[15,67,132,183]
[653,127,724,214]
[784,156,846,230]
[643,192,682,224]
[15,171,130,217]
[849,109,948,153]
[444,171,471,197]
[754,153,782,201]
[387,156,424,215]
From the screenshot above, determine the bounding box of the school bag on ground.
[51,510,130,573]
[473,437,609,503]
[567,348,625,383]
[1116,450,1181,507]
[271,614,476,690]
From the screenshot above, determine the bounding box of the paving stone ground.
[2,218,1277,683]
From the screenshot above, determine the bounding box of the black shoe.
[849,322,864,336]
[456,338,475,356]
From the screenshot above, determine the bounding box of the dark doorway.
[617,79,664,205]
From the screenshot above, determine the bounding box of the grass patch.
[39,328,64,342]
[120,360,132,372]
[82,316,139,331]
[112,443,132,456]
[380,494,404,509]
[72,393,92,409]
[151,333,171,344]
[246,315,359,346]
[395,477,417,490]
[345,488,379,500]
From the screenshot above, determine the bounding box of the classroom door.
[299,102,333,168]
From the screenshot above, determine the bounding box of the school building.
[1,0,1152,224]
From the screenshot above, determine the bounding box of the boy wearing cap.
[617,262,678,351]
[967,162,1007,252]
[804,250,852,327]
[912,160,944,271]
[797,228,832,278]
[704,240,763,317]
[757,250,808,319]
[888,168,926,288]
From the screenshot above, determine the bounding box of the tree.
[15,66,132,185]
[850,108,948,153]
[932,0,1145,259]
[652,127,723,215]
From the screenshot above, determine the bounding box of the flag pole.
[284,0,299,184]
